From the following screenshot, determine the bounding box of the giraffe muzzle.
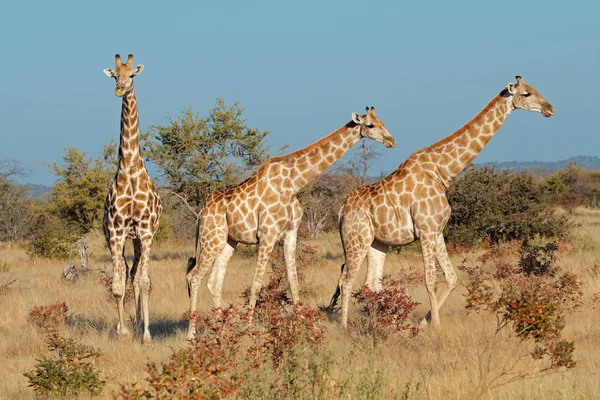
[383,137,396,148]
[542,104,554,118]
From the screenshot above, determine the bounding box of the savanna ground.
[1,208,600,399]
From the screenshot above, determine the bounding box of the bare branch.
[160,188,200,218]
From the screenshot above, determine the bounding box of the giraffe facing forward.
[103,54,162,343]
[328,76,554,328]
[186,108,395,338]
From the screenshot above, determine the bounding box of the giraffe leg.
[283,201,303,304]
[248,235,278,310]
[420,232,440,328]
[206,239,237,309]
[136,236,154,343]
[432,232,457,310]
[109,234,130,338]
[340,245,369,328]
[283,229,300,303]
[365,240,389,290]
[186,243,227,339]
[131,238,142,326]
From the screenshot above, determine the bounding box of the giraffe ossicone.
[103,54,163,343]
[327,76,554,329]
[185,107,395,339]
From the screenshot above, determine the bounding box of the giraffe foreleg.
[109,234,130,338]
[136,235,154,343]
[131,238,142,327]
[365,240,389,291]
[283,201,303,304]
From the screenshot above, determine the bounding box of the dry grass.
[1,208,600,399]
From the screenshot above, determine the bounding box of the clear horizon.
[2,1,598,186]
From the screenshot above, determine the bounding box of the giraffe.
[103,54,163,343]
[186,107,396,338]
[327,76,554,328]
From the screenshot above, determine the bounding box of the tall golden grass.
[1,208,599,399]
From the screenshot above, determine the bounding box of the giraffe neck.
[117,89,144,172]
[287,122,362,193]
[430,90,514,185]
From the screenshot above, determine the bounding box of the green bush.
[24,333,105,398]
[445,166,569,246]
[25,302,105,398]
[27,214,80,259]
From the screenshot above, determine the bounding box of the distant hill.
[479,156,600,175]
[25,184,52,199]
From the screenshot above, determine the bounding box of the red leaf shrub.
[350,275,419,343]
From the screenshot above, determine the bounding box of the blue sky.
[1,1,598,185]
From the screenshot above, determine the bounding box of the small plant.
[24,333,105,398]
[462,247,579,399]
[25,303,105,398]
[350,275,419,344]
[29,302,69,332]
[518,241,560,277]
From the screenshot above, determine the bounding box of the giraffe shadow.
[66,314,114,336]
[148,317,189,340]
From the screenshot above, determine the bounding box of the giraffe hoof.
[142,332,152,344]
[118,328,132,339]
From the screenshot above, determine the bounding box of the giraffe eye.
[523,93,531,97]
[366,124,375,128]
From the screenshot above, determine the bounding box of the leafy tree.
[45,147,114,234]
[143,97,280,211]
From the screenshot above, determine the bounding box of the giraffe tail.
[186,257,197,298]
[325,263,345,311]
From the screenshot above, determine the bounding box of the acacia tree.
[45,147,115,234]
[143,97,279,211]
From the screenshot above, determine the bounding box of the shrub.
[518,241,560,277]
[462,246,579,399]
[350,275,419,343]
[445,166,569,246]
[25,303,105,398]
[24,333,105,398]
[121,303,327,399]
[27,213,80,259]
[28,302,69,332]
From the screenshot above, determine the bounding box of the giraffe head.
[351,107,396,148]
[103,54,144,97]
[506,76,554,117]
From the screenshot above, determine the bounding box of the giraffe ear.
[351,112,363,124]
[133,64,144,75]
[103,68,115,78]
[507,82,517,95]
